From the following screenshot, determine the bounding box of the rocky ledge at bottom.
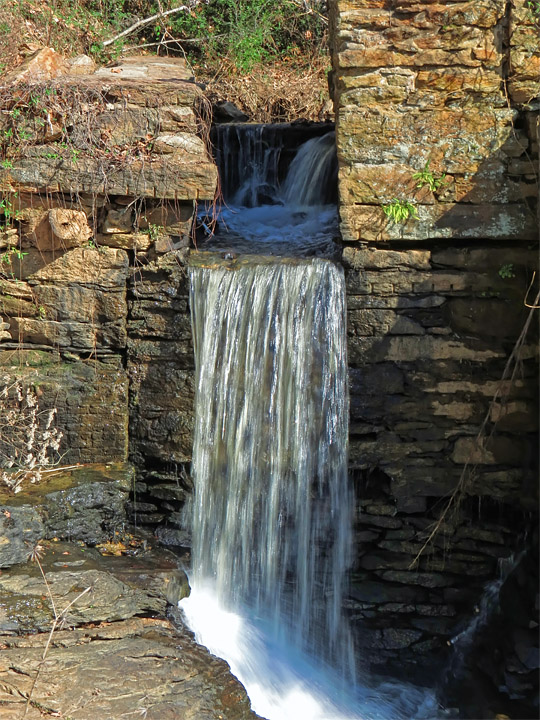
[0,616,259,719]
[0,539,260,720]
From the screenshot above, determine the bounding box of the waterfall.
[201,125,339,256]
[182,125,441,720]
[281,132,337,207]
[187,258,353,672]
[214,124,284,207]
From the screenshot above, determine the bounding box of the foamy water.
[181,584,441,720]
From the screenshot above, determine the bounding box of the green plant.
[0,193,20,226]
[161,0,327,74]
[382,199,419,223]
[526,1,540,21]
[0,159,13,169]
[499,263,516,279]
[412,161,448,193]
[143,223,164,241]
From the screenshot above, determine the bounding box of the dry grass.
[199,56,333,123]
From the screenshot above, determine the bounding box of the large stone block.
[6,148,218,202]
[340,202,537,243]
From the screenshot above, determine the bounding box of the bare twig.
[283,0,329,23]
[102,1,207,48]
[524,271,540,309]
[24,550,92,717]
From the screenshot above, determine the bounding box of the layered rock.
[0,54,217,468]
[0,539,258,720]
[329,0,539,244]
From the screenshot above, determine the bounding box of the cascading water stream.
[199,125,339,256]
[181,127,441,719]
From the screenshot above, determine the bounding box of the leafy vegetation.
[412,162,448,194]
[383,199,419,224]
[0,1,331,121]
[0,1,328,72]
[499,263,516,279]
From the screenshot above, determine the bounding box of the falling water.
[200,126,339,256]
[181,126,441,719]
[187,258,353,667]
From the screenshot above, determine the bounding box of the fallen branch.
[283,0,329,24]
[103,1,208,48]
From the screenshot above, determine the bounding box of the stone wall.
[328,0,539,245]
[0,54,216,467]
[329,0,539,700]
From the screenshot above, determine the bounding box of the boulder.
[1,47,69,85]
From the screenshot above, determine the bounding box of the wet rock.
[0,464,131,562]
[155,527,192,548]
[380,571,457,588]
[0,506,43,568]
[0,617,259,719]
[350,580,425,604]
[0,540,189,634]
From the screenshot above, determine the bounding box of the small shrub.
[0,378,63,494]
[412,162,448,193]
[382,199,418,223]
[498,263,516,279]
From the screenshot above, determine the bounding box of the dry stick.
[525,271,540,309]
[102,0,207,48]
[409,285,540,570]
[23,555,91,718]
[283,0,329,24]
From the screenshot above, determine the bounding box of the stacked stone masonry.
[0,54,216,465]
[329,0,539,692]
[329,0,539,244]
[0,11,538,700]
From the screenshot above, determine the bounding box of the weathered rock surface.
[0,464,132,567]
[0,540,258,720]
[0,618,258,720]
[0,351,129,465]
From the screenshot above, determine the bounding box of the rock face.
[328,0,539,245]
[327,0,539,708]
[0,464,132,567]
[0,540,258,720]
[0,54,216,468]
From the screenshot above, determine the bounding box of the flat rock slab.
[0,540,189,634]
[0,540,259,718]
[0,464,132,567]
[0,617,259,720]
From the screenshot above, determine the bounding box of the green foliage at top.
[153,0,327,73]
[0,1,327,78]
[525,1,540,20]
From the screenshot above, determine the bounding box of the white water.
[181,126,441,719]
[199,128,339,256]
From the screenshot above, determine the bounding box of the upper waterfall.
[199,124,339,256]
